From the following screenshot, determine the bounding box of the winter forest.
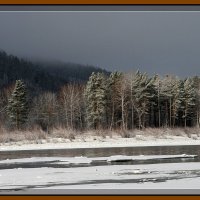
[2,62,200,134]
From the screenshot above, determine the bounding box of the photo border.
[0,0,200,5]
[0,1,200,199]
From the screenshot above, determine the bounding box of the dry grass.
[51,127,78,141]
[0,126,47,143]
[81,129,114,138]
[113,127,200,139]
[132,127,200,139]
[184,127,200,138]
[0,126,200,144]
[115,129,135,138]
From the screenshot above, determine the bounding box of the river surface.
[0,145,200,192]
[0,145,200,167]
[1,145,200,159]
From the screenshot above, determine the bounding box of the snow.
[0,160,200,189]
[0,135,200,151]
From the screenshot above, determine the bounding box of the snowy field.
[1,135,200,151]
[0,154,200,191]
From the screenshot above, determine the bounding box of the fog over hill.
[0,50,110,93]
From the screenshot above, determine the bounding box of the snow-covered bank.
[0,134,200,151]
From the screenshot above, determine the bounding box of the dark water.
[0,145,200,160]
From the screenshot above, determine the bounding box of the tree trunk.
[78,105,83,129]
[185,110,187,128]
[158,88,161,127]
[110,102,114,130]
[131,105,134,129]
[142,114,145,128]
[16,111,19,130]
[121,96,125,130]
[138,114,142,130]
[64,102,69,128]
[165,101,168,127]
[169,98,172,127]
[172,105,175,128]
[197,111,200,128]
[70,104,73,129]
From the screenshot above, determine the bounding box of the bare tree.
[116,74,129,130]
[59,83,85,130]
[31,92,58,133]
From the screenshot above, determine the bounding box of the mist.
[0,11,200,77]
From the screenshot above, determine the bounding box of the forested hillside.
[0,51,109,93]
[0,50,200,135]
[36,60,109,84]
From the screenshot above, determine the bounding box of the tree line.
[2,71,200,132]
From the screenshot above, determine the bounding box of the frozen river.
[0,145,200,193]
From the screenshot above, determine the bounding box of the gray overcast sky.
[0,11,200,77]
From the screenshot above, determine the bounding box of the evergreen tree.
[181,78,196,127]
[7,80,28,129]
[153,74,161,127]
[170,77,182,127]
[131,71,155,129]
[160,75,181,127]
[85,72,107,129]
[193,76,200,127]
[169,77,181,127]
[108,71,123,130]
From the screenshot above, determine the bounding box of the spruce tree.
[85,72,107,129]
[152,74,161,127]
[181,78,196,127]
[170,77,182,127]
[131,71,155,129]
[193,76,200,127]
[7,80,28,130]
[108,71,123,130]
[160,75,181,127]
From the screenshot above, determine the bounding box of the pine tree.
[193,76,200,127]
[153,74,161,127]
[170,77,182,127]
[160,75,181,127]
[7,80,28,130]
[108,71,123,130]
[131,71,155,129]
[85,72,107,129]
[181,78,196,127]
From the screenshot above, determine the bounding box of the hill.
[0,51,110,93]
